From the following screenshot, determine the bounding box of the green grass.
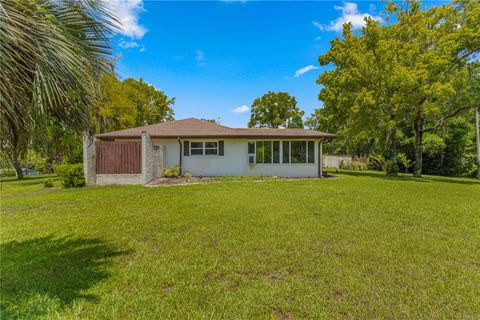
[1,172,479,319]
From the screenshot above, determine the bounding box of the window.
[205,142,218,155]
[248,142,255,154]
[190,141,218,155]
[256,141,264,163]
[273,141,280,164]
[190,142,203,155]
[249,141,315,164]
[291,141,306,163]
[248,142,255,164]
[308,141,315,164]
[282,141,290,163]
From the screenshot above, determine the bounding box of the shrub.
[55,164,85,188]
[385,160,399,176]
[183,171,192,179]
[339,160,368,171]
[369,154,387,171]
[0,169,16,178]
[44,179,54,188]
[162,166,180,178]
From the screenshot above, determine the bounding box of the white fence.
[324,155,353,168]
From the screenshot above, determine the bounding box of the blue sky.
[112,1,444,128]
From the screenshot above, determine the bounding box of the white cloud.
[294,65,318,77]
[110,0,147,39]
[119,40,140,49]
[232,105,249,113]
[196,50,206,66]
[312,2,382,32]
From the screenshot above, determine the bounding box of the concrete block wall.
[84,132,165,186]
[141,131,165,185]
[83,133,96,185]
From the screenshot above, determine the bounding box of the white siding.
[152,138,320,178]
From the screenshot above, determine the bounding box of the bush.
[385,160,400,176]
[44,179,54,188]
[162,166,180,178]
[339,160,368,171]
[183,171,192,179]
[0,169,16,178]
[55,164,85,188]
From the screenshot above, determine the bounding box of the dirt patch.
[146,177,214,187]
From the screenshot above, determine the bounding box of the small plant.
[44,179,54,188]
[55,164,86,188]
[369,154,387,171]
[397,153,412,173]
[183,171,192,179]
[385,160,399,176]
[162,166,180,178]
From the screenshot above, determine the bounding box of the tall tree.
[93,74,137,133]
[313,0,479,177]
[315,16,403,175]
[123,77,175,126]
[248,91,304,128]
[389,1,480,177]
[0,0,116,178]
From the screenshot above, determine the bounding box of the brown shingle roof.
[96,118,335,140]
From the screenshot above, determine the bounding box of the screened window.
[190,141,218,155]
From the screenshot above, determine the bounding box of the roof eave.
[96,134,336,140]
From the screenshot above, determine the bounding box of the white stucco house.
[84,118,335,185]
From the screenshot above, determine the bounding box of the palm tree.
[0,0,117,178]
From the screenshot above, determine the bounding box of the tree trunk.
[413,115,424,178]
[14,163,23,179]
[476,106,480,179]
[387,126,399,176]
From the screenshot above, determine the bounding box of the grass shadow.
[336,170,480,186]
[0,235,130,319]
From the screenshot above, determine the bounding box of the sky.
[111,0,445,128]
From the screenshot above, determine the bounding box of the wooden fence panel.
[96,141,141,174]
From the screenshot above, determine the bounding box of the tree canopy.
[310,0,480,177]
[248,91,304,128]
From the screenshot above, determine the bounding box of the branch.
[424,105,472,132]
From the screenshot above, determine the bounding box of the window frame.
[248,140,315,164]
[189,141,219,156]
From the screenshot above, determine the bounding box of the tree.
[0,0,116,178]
[93,74,137,133]
[123,78,175,126]
[315,16,403,175]
[312,0,479,177]
[388,1,480,177]
[248,91,304,128]
[92,75,175,133]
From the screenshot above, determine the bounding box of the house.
[84,118,335,185]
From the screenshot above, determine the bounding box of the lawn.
[1,172,479,319]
